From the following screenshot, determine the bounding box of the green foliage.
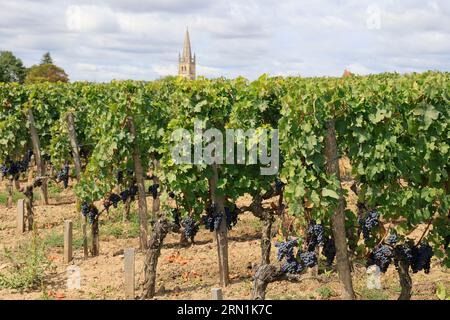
[40,52,53,65]
[0,51,27,83]
[25,64,69,84]
[0,232,52,292]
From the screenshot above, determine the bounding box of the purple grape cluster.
[386,233,398,245]
[359,209,380,242]
[367,245,393,273]
[56,163,70,188]
[306,222,325,251]
[322,237,336,267]
[275,240,298,262]
[81,202,99,224]
[182,217,199,242]
[298,251,317,268]
[411,242,433,274]
[148,183,159,199]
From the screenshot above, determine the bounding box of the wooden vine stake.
[324,119,355,300]
[124,248,135,300]
[6,177,13,208]
[17,199,25,234]
[152,158,160,219]
[211,288,223,300]
[210,163,230,287]
[27,109,49,205]
[64,220,73,264]
[66,112,88,258]
[127,115,148,250]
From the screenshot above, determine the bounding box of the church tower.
[178,28,196,80]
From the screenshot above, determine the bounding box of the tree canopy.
[0,51,27,83]
[25,52,69,84]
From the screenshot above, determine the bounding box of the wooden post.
[82,220,88,258]
[127,115,148,250]
[28,109,48,205]
[211,288,223,300]
[324,119,355,300]
[152,159,160,219]
[66,112,82,181]
[124,248,135,300]
[17,199,25,234]
[91,218,99,256]
[210,163,229,287]
[6,177,13,208]
[64,220,73,264]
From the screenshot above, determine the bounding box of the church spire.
[178,27,196,80]
[182,28,192,61]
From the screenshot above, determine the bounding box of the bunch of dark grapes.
[275,240,298,261]
[103,193,121,211]
[386,233,398,245]
[42,153,51,163]
[367,245,393,273]
[393,242,414,270]
[120,189,130,202]
[80,202,99,224]
[298,251,318,268]
[182,217,199,242]
[172,208,180,226]
[116,170,123,184]
[0,157,21,179]
[56,163,70,188]
[322,237,336,267]
[168,191,175,199]
[281,257,304,274]
[359,209,379,242]
[148,183,159,200]
[411,242,433,274]
[225,205,238,230]
[204,204,222,232]
[275,178,285,194]
[306,222,325,251]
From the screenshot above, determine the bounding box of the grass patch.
[99,209,140,239]
[360,288,389,300]
[316,286,335,299]
[0,190,41,206]
[43,230,84,250]
[0,232,52,292]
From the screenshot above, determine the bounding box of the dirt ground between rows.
[0,180,448,300]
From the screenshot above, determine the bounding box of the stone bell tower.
[178,28,196,80]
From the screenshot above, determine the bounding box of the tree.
[25,64,69,84]
[0,51,27,83]
[40,52,53,65]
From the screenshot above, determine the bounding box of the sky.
[1,0,449,82]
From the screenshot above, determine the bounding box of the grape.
[359,209,379,242]
[116,170,123,184]
[109,193,121,208]
[281,257,304,274]
[172,208,180,225]
[411,242,433,274]
[81,201,89,217]
[306,222,324,251]
[120,189,130,202]
[225,205,238,230]
[203,204,223,232]
[322,237,336,267]
[393,242,413,269]
[275,178,285,194]
[148,183,159,200]
[386,233,398,245]
[182,217,198,242]
[56,163,70,188]
[367,245,392,273]
[87,205,99,224]
[275,240,298,261]
[298,251,318,268]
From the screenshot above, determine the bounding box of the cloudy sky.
[1,0,449,81]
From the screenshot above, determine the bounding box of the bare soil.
[0,179,448,300]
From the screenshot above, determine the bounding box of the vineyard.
[0,72,449,300]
